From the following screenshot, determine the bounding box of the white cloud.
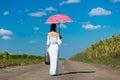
[18,10,22,13]
[60,0,80,6]
[111,0,120,2]
[17,19,25,24]
[60,23,67,28]
[103,25,110,28]
[29,40,37,43]
[0,28,13,35]
[2,35,11,40]
[45,7,57,11]
[25,9,29,12]
[33,27,39,31]
[28,11,47,17]
[18,9,29,13]
[82,24,101,29]
[28,7,57,17]
[88,7,112,16]
[38,8,44,11]
[3,11,9,16]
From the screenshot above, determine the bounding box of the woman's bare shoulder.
[48,32,59,37]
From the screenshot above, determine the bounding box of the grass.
[70,33,120,68]
[70,54,120,68]
[0,58,44,68]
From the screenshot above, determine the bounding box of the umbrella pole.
[57,23,60,34]
[58,23,62,39]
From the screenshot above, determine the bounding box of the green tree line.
[70,33,120,67]
[0,51,44,60]
[0,51,44,68]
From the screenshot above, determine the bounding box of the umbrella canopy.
[46,14,72,38]
[46,14,72,24]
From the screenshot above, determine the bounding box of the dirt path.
[0,60,120,80]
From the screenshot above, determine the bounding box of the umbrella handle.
[59,34,62,39]
[58,23,62,39]
[59,30,62,39]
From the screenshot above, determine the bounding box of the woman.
[46,23,62,76]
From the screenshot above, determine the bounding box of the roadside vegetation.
[70,33,120,68]
[0,51,44,68]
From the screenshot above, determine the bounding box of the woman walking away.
[46,23,62,76]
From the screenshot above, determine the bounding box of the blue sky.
[0,0,120,59]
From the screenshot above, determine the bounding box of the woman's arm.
[46,34,50,52]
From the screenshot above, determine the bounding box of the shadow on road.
[59,71,96,75]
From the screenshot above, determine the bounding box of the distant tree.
[0,52,3,59]
[2,51,9,60]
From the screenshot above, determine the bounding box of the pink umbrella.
[46,14,72,36]
[46,14,72,24]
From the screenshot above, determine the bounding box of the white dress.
[46,36,62,75]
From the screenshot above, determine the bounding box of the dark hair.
[50,24,56,32]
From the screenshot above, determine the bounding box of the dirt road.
[0,60,120,80]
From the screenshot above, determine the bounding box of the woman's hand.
[59,34,62,39]
[60,35,62,39]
